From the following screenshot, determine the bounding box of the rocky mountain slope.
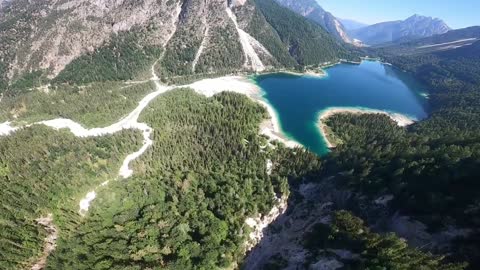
[0,0,354,90]
[351,14,451,45]
[274,0,353,44]
[0,0,182,85]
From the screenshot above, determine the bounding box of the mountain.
[273,0,353,44]
[351,14,451,45]
[378,26,480,55]
[339,18,369,30]
[401,26,480,47]
[0,0,355,89]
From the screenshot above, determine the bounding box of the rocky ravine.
[30,214,57,270]
[241,176,474,270]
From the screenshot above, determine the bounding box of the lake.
[255,61,429,155]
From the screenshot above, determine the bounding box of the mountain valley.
[1,1,480,270]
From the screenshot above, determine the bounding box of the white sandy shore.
[188,76,259,97]
[318,107,416,148]
[260,69,327,79]
[188,76,301,148]
[255,99,301,148]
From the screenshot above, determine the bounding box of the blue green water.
[255,61,429,156]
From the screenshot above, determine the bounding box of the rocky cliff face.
[351,14,451,45]
[0,0,182,80]
[273,0,353,44]
[0,0,351,88]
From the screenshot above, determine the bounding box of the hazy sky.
[317,0,480,29]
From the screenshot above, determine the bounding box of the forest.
[234,1,295,68]
[1,81,474,269]
[160,15,245,81]
[44,90,288,269]
[0,126,142,269]
[0,81,155,128]
[53,32,162,84]
[0,2,479,268]
[303,211,467,270]
[254,0,360,66]
[381,41,480,93]
[307,42,480,269]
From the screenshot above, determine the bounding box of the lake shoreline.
[257,69,327,79]
[186,76,301,148]
[317,107,416,148]
[254,97,302,148]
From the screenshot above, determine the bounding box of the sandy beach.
[254,99,302,148]
[318,107,416,148]
[188,76,301,148]
[259,69,327,79]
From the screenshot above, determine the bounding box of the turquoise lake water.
[255,61,429,155]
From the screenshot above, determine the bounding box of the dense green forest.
[236,0,296,68]
[160,18,245,80]
[1,2,479,268]
[45,90,288,269]
[53,32,162,84]
[254,0,359,66]
[303,211,466,269]
[1,81,475,269]
[323,111,480,230]
[159,25,204,78]
[302,42,480,268]
[0,126,142,269]
[382,41,480,93]
[0,81,155,127]
[193,24,246,75]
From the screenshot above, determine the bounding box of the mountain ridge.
[351,14,451,45]
[376,26,480,55]
[0,0,355,90]
[273,0,353,44]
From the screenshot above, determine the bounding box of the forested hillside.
[383,40,480,92]
[0,0,182,90]
[45,90,288,269]
[255,0,357,66]
[53,32,162,84]
[1,1,479,270]
[0,127,142,269]
[0,81,155,127]
[314,41,480,269]
[239,34,480,270]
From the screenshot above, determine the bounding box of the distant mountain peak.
[351,14,451,45]
[406,14,445,23]
[408,14,424,19]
